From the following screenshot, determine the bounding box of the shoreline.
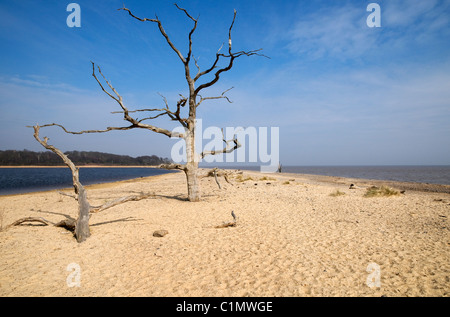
[221,167,450,194]
[0,173,178,198]
[273,171,450,194]
[0,169,180,198]
[1,166,450,197]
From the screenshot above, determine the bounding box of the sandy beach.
[0,169,449,297]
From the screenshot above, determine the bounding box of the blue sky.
[0,0,449,166]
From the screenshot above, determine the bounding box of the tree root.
[1,191,153,234]
[0,216,77,233]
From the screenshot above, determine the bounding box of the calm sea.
[228,165,450,185]
[0,167,176,196]
[2,166,450,196]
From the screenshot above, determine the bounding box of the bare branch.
[119,6,187,64]
[32,125,83,193]
[1,217,52,232]
[59,191,77,200]
[174,3,198,64]
[32,124,90,242]
[90,63,185,138]
[213,168,222,189]
[215,211,237,228]
[197,87,234,107]
[159,163,186,171]
[193,47,221,82]
[200,128,241,159]
[29,123,137,135]
[109,93,188,127]
[90,192,155,213]
[193,55,202,76]
[193,10,268,95]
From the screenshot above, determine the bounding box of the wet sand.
[0,170,449,296]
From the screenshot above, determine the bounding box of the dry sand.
[0,170,449,297]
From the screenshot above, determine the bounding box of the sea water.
[0,167,175,195]
[224,165,450,185]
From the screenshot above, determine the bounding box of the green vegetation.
[0,150,171,166]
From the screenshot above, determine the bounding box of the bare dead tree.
[38,4,266,202]
[32,125,91,243]
[3,125,155,242]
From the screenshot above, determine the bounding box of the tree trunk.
[184,120,201,202]
[74,184,91,242]
[32,125,91,243]
[185,163,200,202]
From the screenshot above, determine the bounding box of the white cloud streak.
[287,0,450,61]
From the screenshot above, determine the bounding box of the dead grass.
[364,186,400,198]
[235,174,255,182]
[259,176,276,181]
[329,190,346,197]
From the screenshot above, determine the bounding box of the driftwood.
[54,217,77,231]
[202,168,235,189]
[1,215,138,234]
[215,211,237,228]
[0,216,77,233]
[1,190,155,236]
[90,192,155,213]
[8,125,156,242]
[1,217,52,232]
[1,190,155,234]
[58,190,155,213]
[213,168,221,189]
[31,125,91,243]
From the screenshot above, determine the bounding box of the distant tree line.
[0,150,171,166]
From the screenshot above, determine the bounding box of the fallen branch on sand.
[215,211,237,228]
[1,217,52,231]
[201,168,236,189]
[1,214,139,234]
[90,192,155,213]
[0,215,77,233]
[1,191,154,236]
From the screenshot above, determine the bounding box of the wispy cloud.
[287,0,450,61]
[287,4,374,60]
[2,75,86,93]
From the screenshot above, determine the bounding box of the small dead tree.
[41,4,266,202]
[1,124,155,242]
[32,125,91,243]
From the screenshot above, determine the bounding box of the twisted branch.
[91,62,184,138]
[200,128,241,159]
[193,10,269,95]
